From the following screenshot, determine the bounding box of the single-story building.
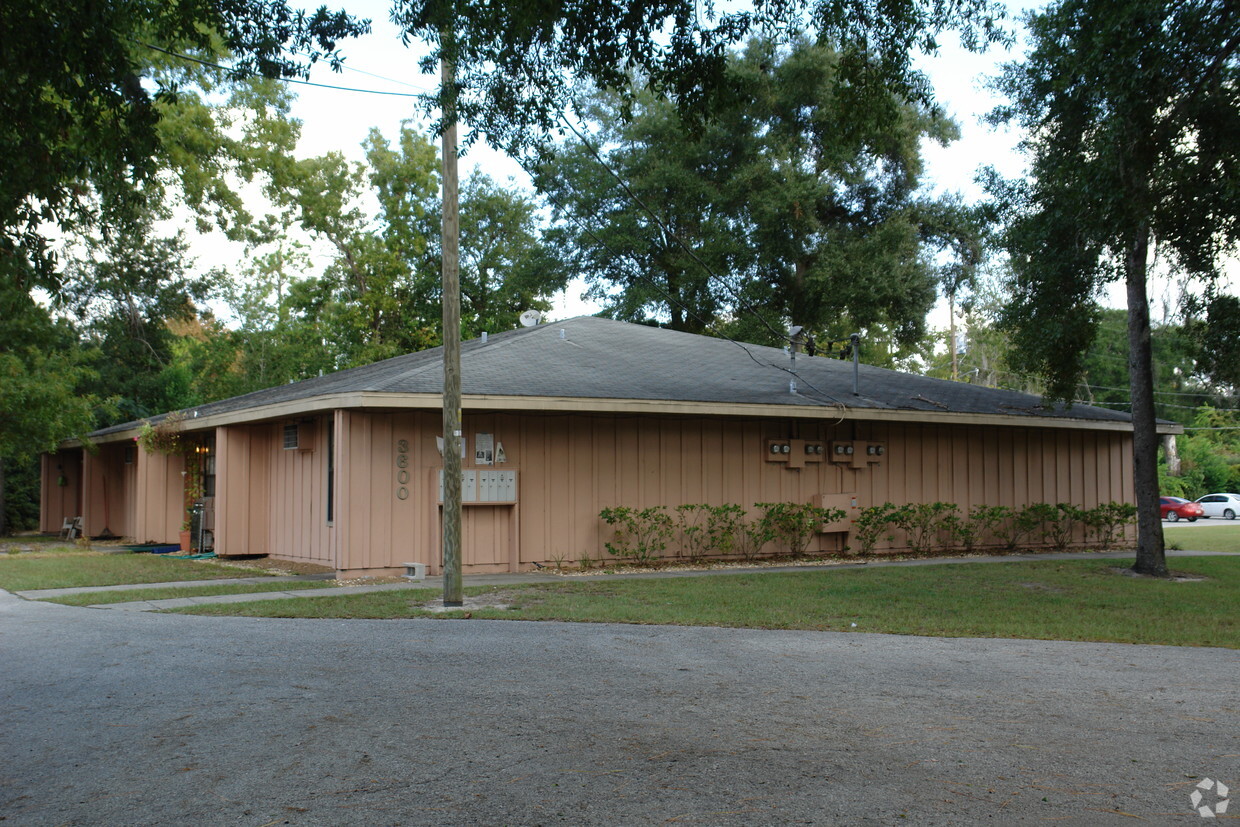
[42,316,1172,576]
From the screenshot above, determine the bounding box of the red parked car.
[1160,497,1203,522]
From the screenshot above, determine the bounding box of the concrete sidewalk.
[9,548,1236,612]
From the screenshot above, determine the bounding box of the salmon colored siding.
[47,410,1136,575]
[318,412,1136,577]
[216,420,332,565]
[40,451,82,533]
[134,448,184,543]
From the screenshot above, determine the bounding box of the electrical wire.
[134,37,852,412]
[137,41,427,97]
[1079,382,1237,400]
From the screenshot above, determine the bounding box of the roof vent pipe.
[850,333,861,396]
[481,331,488,343]
[789,325,803,395]
[559,329,566,340]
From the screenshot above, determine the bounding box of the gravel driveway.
[1,589,1235,825]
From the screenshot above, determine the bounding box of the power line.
[137,41,426,97]
[1079,382,1238,401]
[337,63,434,93]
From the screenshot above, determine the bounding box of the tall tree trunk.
[1162,435,1181,477]
[948,290,959,381]
[0,455,7,537]
[1125,223,1168,576]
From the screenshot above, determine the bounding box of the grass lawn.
[169,556,1239,648]
[45,581,334,606]
[0,545,280,591]
[1165,523,1240,552]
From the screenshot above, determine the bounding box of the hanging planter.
[136,412,187,456]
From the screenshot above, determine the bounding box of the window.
[283,423,299,450]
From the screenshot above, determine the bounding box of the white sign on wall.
[475,432,494,465]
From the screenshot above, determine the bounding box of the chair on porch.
[60,517,83,540]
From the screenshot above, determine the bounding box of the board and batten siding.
[313,410,1134,577]
[133,447,184,543]
[215,418,334,565]
[39,450,82,534]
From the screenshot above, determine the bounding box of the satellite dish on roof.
[518,310,543,327]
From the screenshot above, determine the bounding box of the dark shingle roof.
[89,316,1134,437]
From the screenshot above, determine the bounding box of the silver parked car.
[1193,492,1240,520]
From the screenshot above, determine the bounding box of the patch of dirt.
[409,588,525,613]
[215,556,336,576]
[1017,582,1067,593]
[332,576,405,586]
[1109,567,1207,582]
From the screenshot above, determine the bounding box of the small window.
[124,446,136,464]
[283,423,300,450]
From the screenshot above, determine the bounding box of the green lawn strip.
[44,581,335,606]
[0,551,279,591]
[167,557,1239,648]
[1164,524,1240,553]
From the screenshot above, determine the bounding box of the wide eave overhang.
[62,391,1177,448]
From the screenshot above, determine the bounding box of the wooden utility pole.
[440,40,463,606]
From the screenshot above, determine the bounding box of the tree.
[391,0,1006,159]
[537,39,957,357]
[0,286,107,535]
[0,0,366,285]
[1075,310,1223,422]
[988,0,1240,575]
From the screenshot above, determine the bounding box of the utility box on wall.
[829,441,855,464]
[766,438,825,470]
[815,493,859,533]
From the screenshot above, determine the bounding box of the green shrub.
[995,504,1047,551]
[756,502,846,557]
[1040,503,1084,552]
[891,502,958,554]
[939,510,977,552]
[1081,502,1138,550]
[674,504,711,560]
[599,506,674,563]
[850,503,902,556]
[967,505,1012,548]
[702,503,748,558]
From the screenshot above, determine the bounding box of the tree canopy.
[390,0,1007,157]
[537,38,975,364]
[0,0,367,286]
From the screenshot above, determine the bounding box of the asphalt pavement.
[1,580,1236,825]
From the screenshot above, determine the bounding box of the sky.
[210,1,1040,325]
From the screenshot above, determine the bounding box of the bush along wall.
[843,501,1137,557]
[596,501,1137,567]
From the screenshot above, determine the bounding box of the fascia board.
[63,390,1171,449]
